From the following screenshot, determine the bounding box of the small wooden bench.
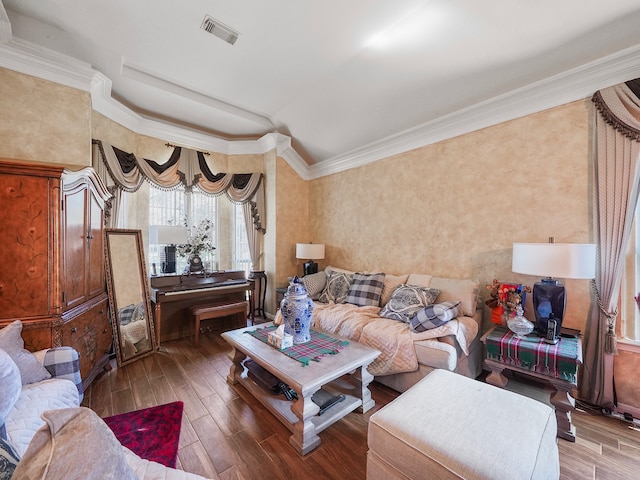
[189,301,249,346]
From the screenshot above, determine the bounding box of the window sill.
[616,339,640,354]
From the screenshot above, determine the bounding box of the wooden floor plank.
[83,324,640,480]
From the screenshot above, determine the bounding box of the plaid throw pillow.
[410,301,461,332]
[345,273,386,307]
[379,285,440,323]
[118,304,136,326]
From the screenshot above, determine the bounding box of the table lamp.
[149,225,188,274]
[512,239,596,343]
[296,243,325,276]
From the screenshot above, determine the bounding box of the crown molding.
[0,1,11,43]
[308,43,640,179]
[0,37,94,91]
[2,17,640,181]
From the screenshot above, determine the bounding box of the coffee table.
[221,323,380,455]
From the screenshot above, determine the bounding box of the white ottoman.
[367,369,559,480]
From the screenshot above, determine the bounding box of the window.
[148,185,217,273]
[233,203,251,274]
[621,198,640,344]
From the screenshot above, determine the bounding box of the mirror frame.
[104,228,157,367]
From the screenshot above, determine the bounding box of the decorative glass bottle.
[280,276,314,344]
[507,307,534,338]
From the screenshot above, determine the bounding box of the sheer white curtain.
[92,140,266,261]
[581,82,640,407]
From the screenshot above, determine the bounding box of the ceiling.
[3,0,640,171]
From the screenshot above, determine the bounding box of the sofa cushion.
[404,274,433,288]
[380,274,410,307]
[301,271,327,300]
[379,285,440,323]
[428,277,479,317]
[0,348,21,440]
[324,265,356,276]
[0,321,51,385]
[410,301,461,332]
[318,270,353,304]
[5,378,80,457]
[13,407,137,480]
[345,273,385,307]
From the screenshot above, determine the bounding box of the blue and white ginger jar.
[280,276,314,344]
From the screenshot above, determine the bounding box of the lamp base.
[303,260,318,276]
[161,245,177,274]
[532,279,566,341]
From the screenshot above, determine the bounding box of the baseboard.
[615,402,640,420]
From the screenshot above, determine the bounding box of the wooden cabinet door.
[62,185,89,310]
[0,171,57,320]
[87,193,105,299]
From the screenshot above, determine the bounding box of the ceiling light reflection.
[366,9,446,50]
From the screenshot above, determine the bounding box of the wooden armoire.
[0,158,113,389]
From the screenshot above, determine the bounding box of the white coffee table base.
[223,324,380,455]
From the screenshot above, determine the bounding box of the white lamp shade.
[512,243,596,279]
[149,225,188,245]
[296,243,325,260]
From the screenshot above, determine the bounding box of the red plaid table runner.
[245,325,349,366]
[485,326,582,383]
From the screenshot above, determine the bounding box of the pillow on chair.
[13,407,137,480]
[0,321,51,385]
[0,348,21,440]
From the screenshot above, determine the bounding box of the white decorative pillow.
[345,273,386,307]
[410,301,462,332]
[0,348,21,440]
[318,271,353,304]
[379,284,440,323]
[301,271,327,300]
[13,407,138,480]
[0,321,51,385]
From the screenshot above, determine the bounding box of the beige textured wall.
[0,68,91,165]
[3,67,639,410]
[271,157,310,309]
[310,100,592,329]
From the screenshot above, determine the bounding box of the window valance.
[93,139,264,206]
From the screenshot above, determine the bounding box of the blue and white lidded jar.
[280,276,314,344]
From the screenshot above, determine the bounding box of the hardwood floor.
[82,323,640,480]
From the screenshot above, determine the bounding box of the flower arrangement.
[485,279,531,320]
[176,219,216,258]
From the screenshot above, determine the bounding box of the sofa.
[0,320,209,480]
[301,266,484,392]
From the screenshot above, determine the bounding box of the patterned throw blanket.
[311,303,478,376]
[484,326,582,382]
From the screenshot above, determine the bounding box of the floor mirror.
[105,228,157,366]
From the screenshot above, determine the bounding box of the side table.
[248,270,267,318]
[275,287,287,307]
[480,326,583,442]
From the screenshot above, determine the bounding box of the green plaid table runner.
[485,326,582,383]
[245,325,349,366]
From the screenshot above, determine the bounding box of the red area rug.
[103,401,183,468]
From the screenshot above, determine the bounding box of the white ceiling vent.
[201,15,239,45]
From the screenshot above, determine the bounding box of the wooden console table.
[480,326,582,442]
